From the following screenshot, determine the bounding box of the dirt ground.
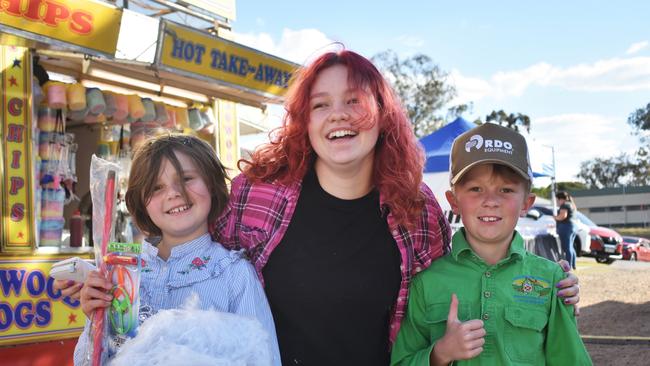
[576,256,650,365]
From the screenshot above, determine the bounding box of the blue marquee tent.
[419,117,476,173]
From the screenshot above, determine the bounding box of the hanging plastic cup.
[37,104,57,132]
[154,102,168,124]
[175,107,190,129]
[44,81,67,109]
[86,87,106,115]
[113,94,129,120]
[128,95,145,120]
[103,91,117,117]
[67,83,86,111]
[140,98,156,122]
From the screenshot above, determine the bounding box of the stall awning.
[37,50,284,109]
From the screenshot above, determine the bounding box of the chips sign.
[157,21,299,98]
[0,0,122,56]
[1,46,33,252]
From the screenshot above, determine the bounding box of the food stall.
[0,1,298,364]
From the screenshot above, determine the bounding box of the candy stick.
[92,170,115,366]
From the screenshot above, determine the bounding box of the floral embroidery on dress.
[178,256,211,274]
[140,258,152,273]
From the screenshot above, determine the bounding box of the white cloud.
[233,28,335,64]
[527,113,639,181]
[626,41,648,55]
[394,35,425,48]
[452,57,650,104]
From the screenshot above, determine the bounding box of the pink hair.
[240,50,425,228]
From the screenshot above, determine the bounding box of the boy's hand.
[79,271,114,318]
[53,279,83,300]
[431,294,486,365]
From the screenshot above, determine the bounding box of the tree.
[577,154,634,189]
[372,50,456,137]
[628,102,650,140]
[484,110,531,133]
[578,102,650,188]
[532,181,588,200]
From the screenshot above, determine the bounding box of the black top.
[262,168,402,366]
[557,202,574,224]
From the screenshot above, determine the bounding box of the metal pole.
[550,145,557,214]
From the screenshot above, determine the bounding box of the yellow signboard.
[2,45,33,252]
[0,256,87,345]
[216,99,239,170]
[0,0,122,56]
[158,21,299,98]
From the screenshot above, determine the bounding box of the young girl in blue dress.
[73,134,280,365]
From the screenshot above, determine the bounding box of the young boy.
[391,123,592,365]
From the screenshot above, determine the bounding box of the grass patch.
[617,227,650,239]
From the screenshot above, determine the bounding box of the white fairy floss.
[109,294,273,366]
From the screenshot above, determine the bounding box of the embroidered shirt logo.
[512,276,551,304]
[178,256,211,275]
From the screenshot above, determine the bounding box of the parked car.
[573,211,623,264]
[517,208,557,237]
[531,205,590,256]
[622,236,650,261]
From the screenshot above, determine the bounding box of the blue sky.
[229,1,650,183]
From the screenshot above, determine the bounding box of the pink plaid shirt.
[212,173,451,345]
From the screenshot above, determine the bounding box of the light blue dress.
[73,233,281,365]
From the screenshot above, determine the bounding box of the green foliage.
[578,102,650,188]
[372,50,456,137]
[628,102,650,141]
[484,110,531,133]
[532,182,588,200]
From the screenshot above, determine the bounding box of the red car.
[622,236,650,261]
[589,226,623,264]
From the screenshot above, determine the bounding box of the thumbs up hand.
[430,294,486,365]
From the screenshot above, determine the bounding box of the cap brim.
[450,159,531,185]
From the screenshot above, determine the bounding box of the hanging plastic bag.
[86,155,121,366]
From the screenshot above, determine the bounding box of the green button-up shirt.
[391,230,592,366]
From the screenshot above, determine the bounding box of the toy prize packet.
[104,241,142,357]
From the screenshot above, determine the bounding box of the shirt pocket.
[504,305,548,363]
[423,302,477,342]
[236,220,270,253]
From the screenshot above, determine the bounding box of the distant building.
[571,186,650,228]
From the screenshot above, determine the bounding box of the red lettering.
[10,177,24,195]
[0,0,95,36]
[24,0,45,21]
[42,0,69,27]
[8,98,23,117]
[11,203,25,222]
[7,125,24,143]
[70,11,92,34]
[11,150,21,169]
[2,0,22,16]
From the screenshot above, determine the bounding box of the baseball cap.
[450,123,533,184]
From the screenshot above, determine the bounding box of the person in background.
[555,191,577,270]
[391,123,591,365]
